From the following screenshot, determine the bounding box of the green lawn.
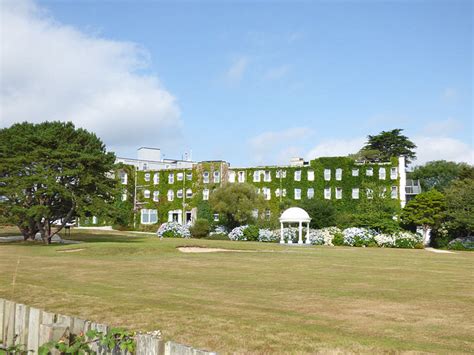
[0,228,473,354]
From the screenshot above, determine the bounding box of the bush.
[228,225,248,241]
[332,233,344,246]
[243,225,259,241]
[393,231,423,249]
[309,227,341,246]
[204,233,230,241]
[189,219,210,239]
[342,227,375,247]
[258,229,278,242]
[156,222,190,238]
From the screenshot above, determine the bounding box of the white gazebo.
[279,207,311,245]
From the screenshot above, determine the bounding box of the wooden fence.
[0,299,216,355]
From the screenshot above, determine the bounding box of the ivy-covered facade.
[81,152,408,229]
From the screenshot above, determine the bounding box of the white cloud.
[422,118,463,136]
[0,0,182,151]
[264,65,290,80]
[305,137,365,160]
[413,136,474,165]
[225,56,249,84]
[249,127,313,165]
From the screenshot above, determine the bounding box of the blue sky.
[1,0,472,166]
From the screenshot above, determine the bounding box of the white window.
[275,188,281,197]
[391,186,398,199]
[324,187,331,199]
[120,171,128,185]
[153,191,159,202]
[294,188,301,200]
[141,209,158,224]
[276,170,287,178]
[366,188,373,199]
[379,168,386,180]
[295,170,301,181]
[294,170,301,181]
[121,190,127,201]
[336,187,342,199]
[352,188,359,199]
[380,187,387,198]
[213,171,220,183]
[390,167,398,180]
[366,168,373,176]
[324,169,331,181]
[203,189,209,200]
[153,173,159,185]
[177,172,184,181]
[307,188,314,199]
[92,216,98,224]
[335,168,342,181]
[142,163,148,171]
[282,188,287,197]
[307,170,314,181]
[252,209,259,218]
[168,173,174,184]
[352,169,359,177]
[213,213,219,222]
[203,171,209,183]
[144,189,150,199]
[238,171,245,183]
[264,171,271,182]
[167,190,174,201]
[262,187,271,200]
[228,171,236,183]
[144,173,150,182]
[253,170,261,182]
[177,189,183,198]
[186,172,193,180]
[186,189,192,198]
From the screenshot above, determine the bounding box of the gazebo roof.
[279,207,311,223]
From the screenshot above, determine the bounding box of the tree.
[400,189,446,245]
[444,178,474,233]
[0,121,116,243]
[411,160,474,191]
[300,199,337,229]
[209,183,263,229]
[360,129,416,164]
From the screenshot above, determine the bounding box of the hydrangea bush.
[228,225,248,241]
[342,227,376,247]
[258,228,279,242]
[210,225,227,235]
[309,227,342,246]
[393,231,423,248]
[374,233,396,247]
[156,222,191,239]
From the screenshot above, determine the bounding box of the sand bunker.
[57,248,85,253]
[177,247,251,253]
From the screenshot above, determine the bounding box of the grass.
[0,227,473,354]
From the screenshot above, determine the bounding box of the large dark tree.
[0,121,116,243]
[361,129,416,164]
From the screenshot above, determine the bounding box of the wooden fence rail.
[0,299,216,355]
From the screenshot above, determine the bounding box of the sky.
[1,0,472,167]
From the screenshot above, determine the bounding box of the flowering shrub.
[393,231,423,249]
[342,227,376,247]
[309,227,342,246]
[258,229,279,242]
[228,225,248,241]
[281,227,298,243]
[211,225,227,235]
[374,233,396,247]
[156,222,190,238]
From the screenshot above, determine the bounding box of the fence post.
[27,307,42,354]
[14,303,29,347]
[0,299,5,343]
[3,300,15,347]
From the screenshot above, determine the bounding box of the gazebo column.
[298,221,303,244]
[287,224,293,244]
[305,222,311,244]
[280,222,285,244]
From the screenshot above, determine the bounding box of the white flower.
[228,225,249,241]
[156,222,191,238]
[258,229,278,242]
